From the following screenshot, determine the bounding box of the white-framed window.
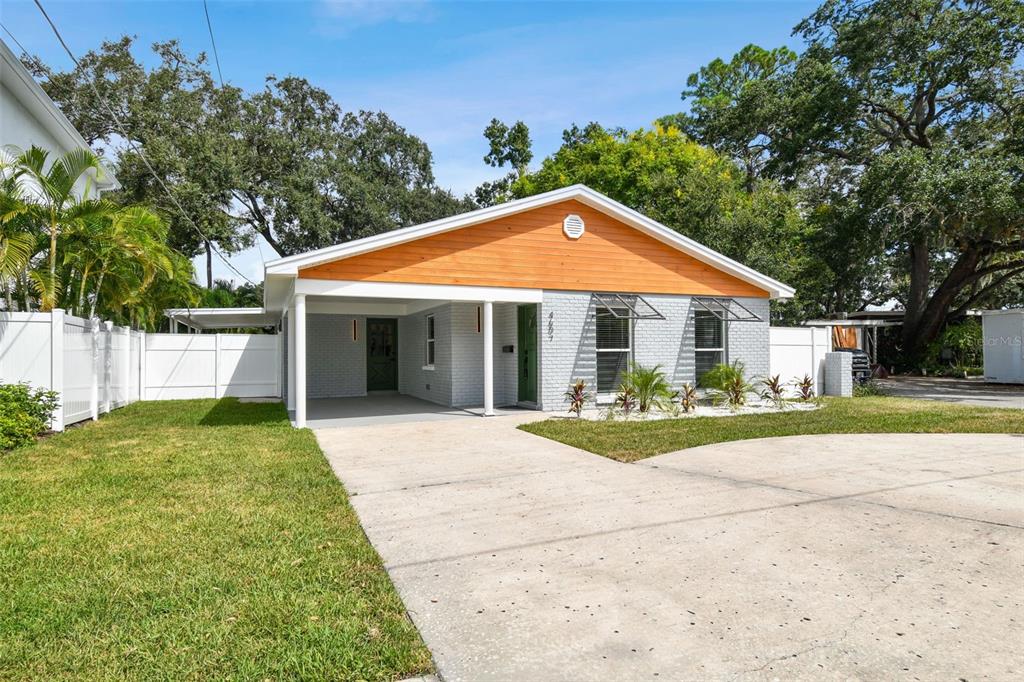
[694,310,726,383]
[596,306,631,396]
[424,314,436,369]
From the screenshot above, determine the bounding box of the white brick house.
[177,185,794,426]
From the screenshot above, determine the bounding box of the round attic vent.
[563,214,585,239]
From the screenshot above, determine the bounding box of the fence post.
[90,318,100,420]
[121,326,130,407]
[50,309,65,432]
[139,331,146,402]
[809,326,817,396]
[103,320,113,413]
[214,333,222,398]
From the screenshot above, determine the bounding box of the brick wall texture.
[539,291,771,410]
[286,293,771,412]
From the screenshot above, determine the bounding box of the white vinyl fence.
[1,310,280,431]
[769,326,831,396]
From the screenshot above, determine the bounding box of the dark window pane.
[596,309,630,349]
[597,351,629,393]
[695,350,723,382]
[695,310,723,349]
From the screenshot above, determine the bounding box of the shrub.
[619,363,674,413]
[0,383,60,451]
[712,376,754,410]
[759,374,786,409]
[677,383,699,413]
[699,361,746,391]
[853,380,887,397]
[564,379,591,417]
[792,374,815,401]
[614,385,638,416]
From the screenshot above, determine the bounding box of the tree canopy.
[673,0,1024,359]
[1,146,195,329]
[24,37,474,280]
[510,123,811,320]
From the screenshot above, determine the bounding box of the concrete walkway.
[317,418,1024,681]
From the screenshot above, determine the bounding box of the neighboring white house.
[981,310,1024,384]
[1,37,118,197]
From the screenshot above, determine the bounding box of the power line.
[1,22,33,57]
[202,0,224,89]
[30,0,257,286]
[200,1,265,273]
[200,0,265,272]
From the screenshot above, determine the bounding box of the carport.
[304,393,525,429]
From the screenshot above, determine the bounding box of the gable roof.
[0,38,119,192]
[264,184,795,300]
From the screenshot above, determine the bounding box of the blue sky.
[2,0,816,283]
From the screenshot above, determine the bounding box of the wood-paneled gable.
[298,200,770,298]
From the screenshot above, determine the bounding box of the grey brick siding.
[539,291,771,410]
[449,302,518,408]
[724,297,771,382]
[538,292,596,410]
[399,304,451,406]
[306,314,366,398]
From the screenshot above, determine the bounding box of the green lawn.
[520,396,1024,462]
[0,399,431,681]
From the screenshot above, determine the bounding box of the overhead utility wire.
[1,22,33,57]
[200,0,266,268]
[31,0,257,287]
[202,0,225,89]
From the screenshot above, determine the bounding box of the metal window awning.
[692,296,763,322]
[592,293,665,320]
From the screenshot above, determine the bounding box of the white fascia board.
[263,184,795,299]
[294,279,543,303]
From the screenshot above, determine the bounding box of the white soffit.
[264,184,795,299]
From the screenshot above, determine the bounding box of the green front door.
[366,318,398,391]
[517,304,537,403]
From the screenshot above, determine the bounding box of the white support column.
[294,294,307,427]
[286,309,296,411]
[50,308,65,431]
[483,300,494,416]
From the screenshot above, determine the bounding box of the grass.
[0,399,432,681]
[519,396,1024,463]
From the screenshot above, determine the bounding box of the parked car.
[834,347,872,384]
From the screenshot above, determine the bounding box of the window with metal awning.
[691,296,763,322]
[591,294,664,396]
[691,297,762,383]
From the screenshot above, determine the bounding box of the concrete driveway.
[316,417,1024,681]
[878,375,1024,409]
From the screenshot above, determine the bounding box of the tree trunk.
[89,269,106,319]
[205,240,214,289]
[900,244,983,364]
[901,234,931,346]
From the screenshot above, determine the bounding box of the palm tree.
[10,146,114,310]
[0,179,34,311]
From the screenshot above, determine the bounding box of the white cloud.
[314,0,436,35]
